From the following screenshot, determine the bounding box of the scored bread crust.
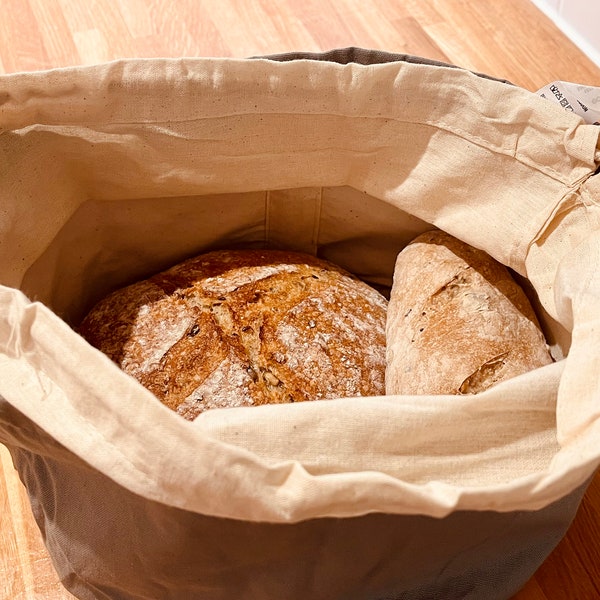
[385,230,553,396]
[78,249,388,419]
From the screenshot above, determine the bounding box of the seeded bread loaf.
[386,230,553,395]
[78,249,388,420]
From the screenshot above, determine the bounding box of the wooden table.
[1,445,76,600]
[1,1,600,598]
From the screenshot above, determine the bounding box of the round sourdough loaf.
[78,248,388,419]
[385,230,553,396]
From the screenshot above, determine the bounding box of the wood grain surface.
[1,1,599,599]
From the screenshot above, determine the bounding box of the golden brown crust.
[385,230,553,395]
[78,249,388,419]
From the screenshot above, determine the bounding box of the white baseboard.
[529,0,600,71]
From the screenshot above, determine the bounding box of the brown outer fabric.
[260,46,514,84]
[1,400,588,600]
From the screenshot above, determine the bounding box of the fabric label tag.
[537,81,600,125]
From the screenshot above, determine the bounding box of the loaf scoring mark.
[201,264,300,294]
[429,268,472,301]
[178,356,256,418]
[458,351,509,394]
[410,267,493,344]
[123,301,193,376]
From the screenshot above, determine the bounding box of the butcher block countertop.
[1,1,600,599]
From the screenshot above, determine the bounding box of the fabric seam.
[9,114,595,186]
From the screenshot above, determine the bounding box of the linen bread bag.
[1,48,600,600]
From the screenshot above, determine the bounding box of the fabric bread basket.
[1,48,600,600]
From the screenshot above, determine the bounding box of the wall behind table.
[531,0,600,68]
